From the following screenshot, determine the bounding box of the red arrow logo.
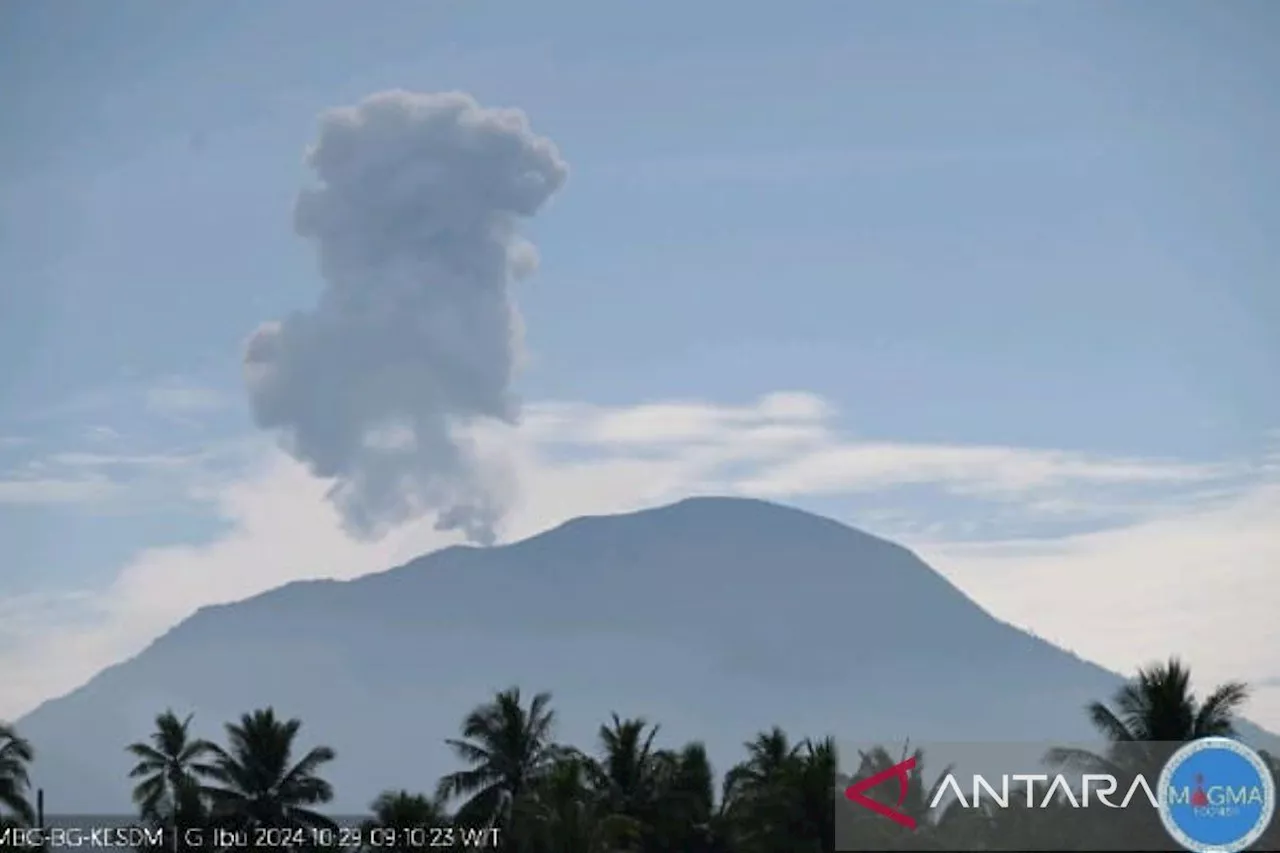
[844,756,918,829]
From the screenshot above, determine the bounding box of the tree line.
[2,657,1278,852]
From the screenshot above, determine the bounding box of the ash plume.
[243,90,568,544]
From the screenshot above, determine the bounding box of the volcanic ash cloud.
[243,90,568,544]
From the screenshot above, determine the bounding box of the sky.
[2,1,1279,728]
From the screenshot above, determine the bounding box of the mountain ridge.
[17,496,1279,813]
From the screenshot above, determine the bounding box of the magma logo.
[1157,737,1275,853]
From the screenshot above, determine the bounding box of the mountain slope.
[16,497,1278,813]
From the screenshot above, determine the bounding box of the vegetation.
[0,724,35,829]
[2,658,1278,851]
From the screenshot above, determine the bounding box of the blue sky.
[1,1,1278,724]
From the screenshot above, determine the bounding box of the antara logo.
[929,772,1159,809]
[844,757,919,829]
[843,760,1163,826]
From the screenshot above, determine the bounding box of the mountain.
[16,496,1280,814]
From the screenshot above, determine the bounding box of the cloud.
[0,474,122,505]
[3,392,1276,726]
[244,90,568,546]
[736,443,1236,499]
[915,478,1280,731]
[145,381,228,419]
[45,450,214,471]
[525,392,832,448]
[0,441,257,510]
[83,426,122,443]
[13,377,229,434]
[525,393,1236,506]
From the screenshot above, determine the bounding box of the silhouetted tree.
[0,724,34,827]
[1045,658,1252,850]
[126,711,217,825]
[203,709,337,848]
[358,790,450,853]
[435,687,562,842]
[522,754,638,853]
[8,657,1260,853]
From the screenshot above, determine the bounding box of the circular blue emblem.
[1157,737,1275,853]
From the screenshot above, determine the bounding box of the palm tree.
[0,723,35,827]
[719,731,847,853]
[722,727,813,852]
[359,790,450,853]
[1047,658,1249,772]
[647,743,734,853]
[126,711,216,823]
[522,755,639,853]
[584,715,666,833]
[724,727,797,806]
[203,708,337,844]
[436,688,562,835]
[1044,659,1251,851]
[1085,657,1247,742]
[789,737,838,852]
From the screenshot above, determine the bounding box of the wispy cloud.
[737,443,1236,498]
[144,381,229,420]
[916,477,1280,732]
[525,393,831,448]
[45,450,211,470]
[521,393,1241,515]
[0,441,257,511]
[13,376,231,429]
[0,474,123,505]
[83,426,122,444]
[1,392,1275,726]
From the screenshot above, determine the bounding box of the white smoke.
[244,90,568,544]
